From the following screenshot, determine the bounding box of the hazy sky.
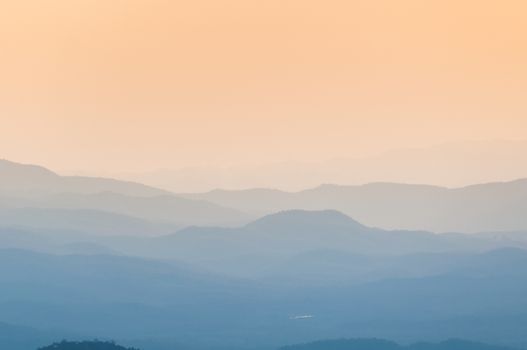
[1,0,526,173]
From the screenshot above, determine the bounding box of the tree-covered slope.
[38,340,139,350]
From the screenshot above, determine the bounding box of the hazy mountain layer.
[1,211,527,348]
[0,160,252,228]
[121,140,527,192]
[1,247,526,349]
[115,210,527,268]
[181,179,527,232]
[0,207,177,236]
[0,159,168,197]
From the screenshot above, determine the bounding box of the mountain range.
[116,140,527,192]
[1,243,526,349]
[0,159,251,229]
[99,210,527,280]
[1,158,527,349]
[3,158,527,233]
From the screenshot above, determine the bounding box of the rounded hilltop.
[38,340,139,350]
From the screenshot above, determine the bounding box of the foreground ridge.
[280,338,516,350]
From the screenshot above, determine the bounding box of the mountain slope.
[0,159,168,197]
[0,160,252,227]
[28,192,251,226]
[0,207,175,236]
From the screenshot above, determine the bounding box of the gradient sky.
[1,0,526,173]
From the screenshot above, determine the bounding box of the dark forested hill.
[38,340,139,350]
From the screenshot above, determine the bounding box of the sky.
[1,0,526,176]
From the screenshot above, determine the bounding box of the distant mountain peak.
[245,209,366,231]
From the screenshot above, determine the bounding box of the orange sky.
[1,0,526,173]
